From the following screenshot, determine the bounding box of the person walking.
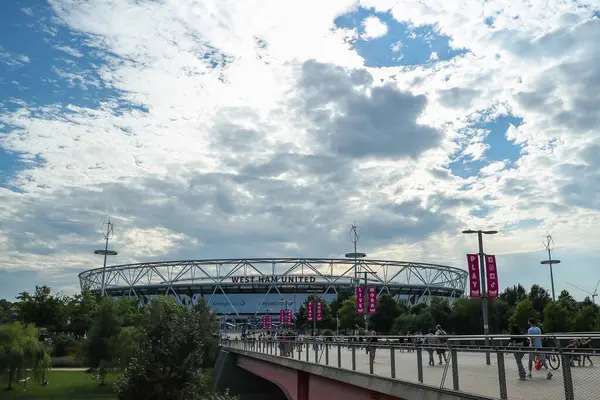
[435,325,448,364]
[424,329,437,366]
[527,318,552,380]
[368,331,378,364]
[508,325,528,380]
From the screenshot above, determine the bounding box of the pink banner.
[367,286,377,314]
[356,286,365,315]
[307,301,314,321]
[485,255,499,298]
[467,254,481,298]
[316,301,323,321]
[287,310,293,326]
[261,316,266,329]
[267,316,272,329]
[280,309,285,325]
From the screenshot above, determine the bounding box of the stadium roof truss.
[78,258,468,313]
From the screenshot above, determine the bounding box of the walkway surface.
[226,342,598,400]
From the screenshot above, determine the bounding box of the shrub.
[51,333,77,357]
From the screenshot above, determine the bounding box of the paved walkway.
[228,342,599,400]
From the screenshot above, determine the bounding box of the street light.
[462,228,498,365]
[541,234,560,302]
[94,218,118,297]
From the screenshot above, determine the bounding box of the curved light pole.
[462,229,498,365]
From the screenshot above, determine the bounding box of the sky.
[2,0,600,302]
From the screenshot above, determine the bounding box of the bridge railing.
[220,334,600,400]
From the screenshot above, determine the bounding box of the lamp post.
[462,229,498,365]
[280,298,293,328]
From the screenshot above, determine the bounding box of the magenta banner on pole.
[485,255,499,298]
[356,286,365,315]
[287,310,293,325]
[307,301,314,321]
[367,286,377,314]
[267,316,272,329]
[261,316,266,329]
[467,254,481,298]
[280,309,285,325]
[316,301,323,321]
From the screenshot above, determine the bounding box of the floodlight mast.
[541,233,560,302]
[94,217,118,297]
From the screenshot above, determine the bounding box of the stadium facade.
[78,258,467,321]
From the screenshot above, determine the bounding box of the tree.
[329,288,353,315]
[294,295,332,331]
[0,299,14,323]
[528,285,551,320]
[572,305,596,332]
[509,298,537,330]
[337,297,361,332]
[85,297,123,384]
[16,286,67,332]
[369,294,401,334]
[499,284,527,308]
[557,290,578,314]
[0,322,50,390]
[449,299,483,334]
[65,290,99,338]
[542,302,570,333]
[428,298,452,331]
[115,297,232,400]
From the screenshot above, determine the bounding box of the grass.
[2,370,118,399]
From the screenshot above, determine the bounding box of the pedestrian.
[508,324,528,380]
[368,331,378,364]
[424,329,437,366]
[527,318,552,380]
[435,325,448,364]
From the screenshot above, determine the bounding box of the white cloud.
[361,16,389,39]
[1,0,600,300]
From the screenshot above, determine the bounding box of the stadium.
[78,258,467,324]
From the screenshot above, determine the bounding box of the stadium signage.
[230,275,317,284]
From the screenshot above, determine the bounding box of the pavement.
[226,341,599,400]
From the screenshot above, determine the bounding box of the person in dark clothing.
[508,325,529,380]
[368,331,378,364]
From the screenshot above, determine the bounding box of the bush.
[50,355,85,368]
[51,333,78,357]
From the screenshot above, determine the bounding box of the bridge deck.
[225,342,598,400]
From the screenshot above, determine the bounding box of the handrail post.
[338,342,342,368]
[451,347,459,391]
[305,342,309,362]
[416,346,424,383]
[390,344,396,379]
[314,340,318,364]
[325,341,329,365]
[369,344,374,374]
[352,344,357,371]
[496,347,507,400]
[560,346,575,400]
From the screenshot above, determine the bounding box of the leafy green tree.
[393,311,435,334]
[449,298,483,334]
[509,298,537,330]
[428,298,452,330]
[0,299,14,323]
[542,302,570,333]
[329,288,353,315]
[338,297,361,332]
[115,297,229,400]
[0,322,50,390]
[369,294,400,333]
[294,295,332,331]
[572,305,596,332]
[489,299,511,333]
[528,284,551,320]
[16,286,67,332]
[499,284,528,308]
[65,290,99,338]
[85,297,123,384]
[557,290,578,314]
[410,303,428,315]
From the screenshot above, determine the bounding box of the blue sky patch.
[449,114,523,179]
[334,7,469,67]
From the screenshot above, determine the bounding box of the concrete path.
[228,342,599,400]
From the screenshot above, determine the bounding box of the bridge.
[214,335,598,400]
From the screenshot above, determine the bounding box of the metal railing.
[221,334,600,400]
